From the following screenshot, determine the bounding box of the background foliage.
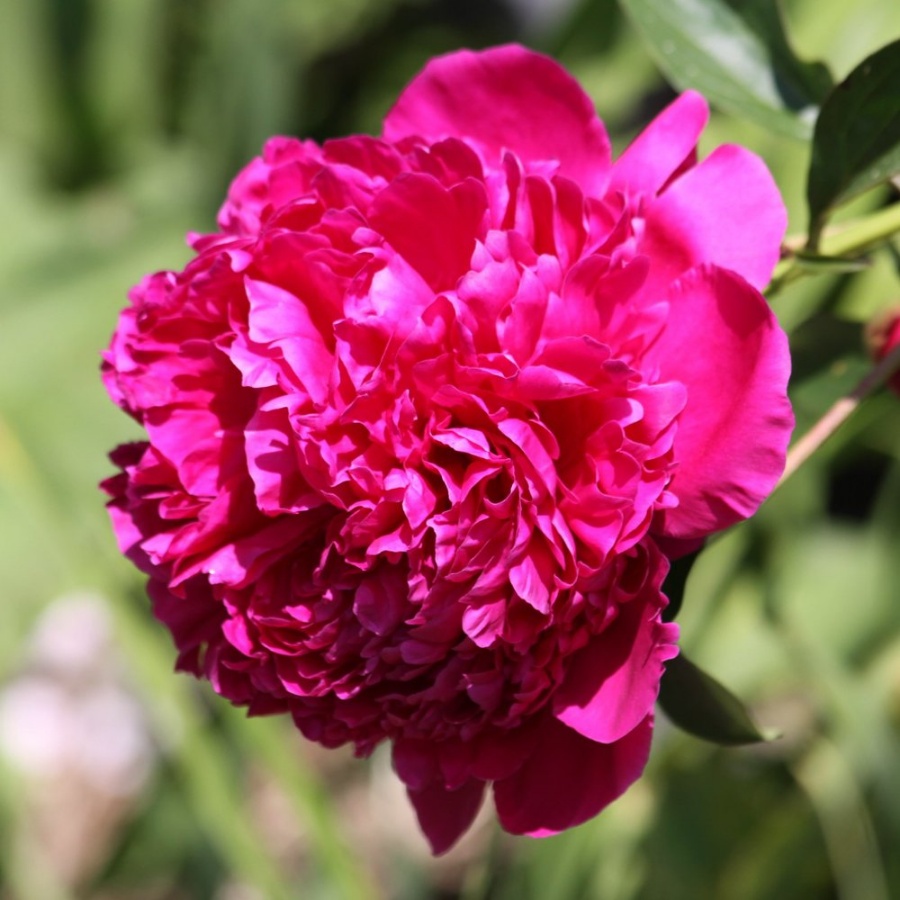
[1,0,899,897]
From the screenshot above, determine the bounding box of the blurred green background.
[1,0,900,898]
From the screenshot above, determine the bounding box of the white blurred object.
[0,591,155,798]
[0,591,158,887]
[505,0,580,31]
[216,883,265,900]
[29,591,116,676]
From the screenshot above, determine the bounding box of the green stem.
[777,339,900,487]
[767,202,900,297]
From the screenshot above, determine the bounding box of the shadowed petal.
[493,715,653,836]
[406,779,486,855]
[368,173,486,291]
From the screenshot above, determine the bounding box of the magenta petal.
[609,91,709,197]
[393,738,440,790]
[553,584,678,744]
[245,277,333,404]
[383,45,611,196]
[554,595,679,743]
[641,144,787,292]
[406,778,486,854]
[368,173,486,291]
[648,265,793,540]
[493,715,653,837]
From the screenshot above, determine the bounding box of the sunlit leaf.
[618,0,832,139]
[807,38,900,246]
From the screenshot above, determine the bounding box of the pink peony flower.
[102,45,793,852]
[866,307,900,394]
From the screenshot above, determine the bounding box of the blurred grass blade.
[0,760,76,900]
[659,654,777,745]
[222,709,381,900]
[807,38,900,247]
[618,0,831,139]
[111,592,298,900]
[792,739,891,900]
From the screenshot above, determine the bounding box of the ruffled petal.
[383,45,611,197]
[493,714,652,837]
[244,277,333,404]
[647,265,793,540]
[609,91,709,198]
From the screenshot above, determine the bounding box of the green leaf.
[788,313,864,385]
[807,38,900,247]
[662,548,701,623]
[659,654,777,745]
[618,0,832,140]
[791,253,871,276]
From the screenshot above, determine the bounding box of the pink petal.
[640,144,787,293]
[609,91,709,198]
[368,173,486,291]
[493,715,653,836]
[647,265,793,540]
[406,778,486,854]
[245,277,333,405]
[554,594,679,743]
[353,575,408,637]
[383,45,611,197]
[509,552,551,614]
[393,738,440,790]
[244,404,315,515]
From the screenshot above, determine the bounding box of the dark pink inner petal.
[406,778,486,855]
[553,587,679,743]
[368,173,487,291]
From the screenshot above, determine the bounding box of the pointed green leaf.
[618,0,832,140]
[659,654,777,745]
[807,38,900,247]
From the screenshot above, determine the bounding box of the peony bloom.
[102,45,793,852]
[866,307,900,394]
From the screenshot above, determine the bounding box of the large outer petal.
[647,265,793,540]
[609,91,709,198]
[493,715,652,837]
[383,45,611,197]
[639,144,787,293]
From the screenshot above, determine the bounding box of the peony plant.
[101,44,797,853]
